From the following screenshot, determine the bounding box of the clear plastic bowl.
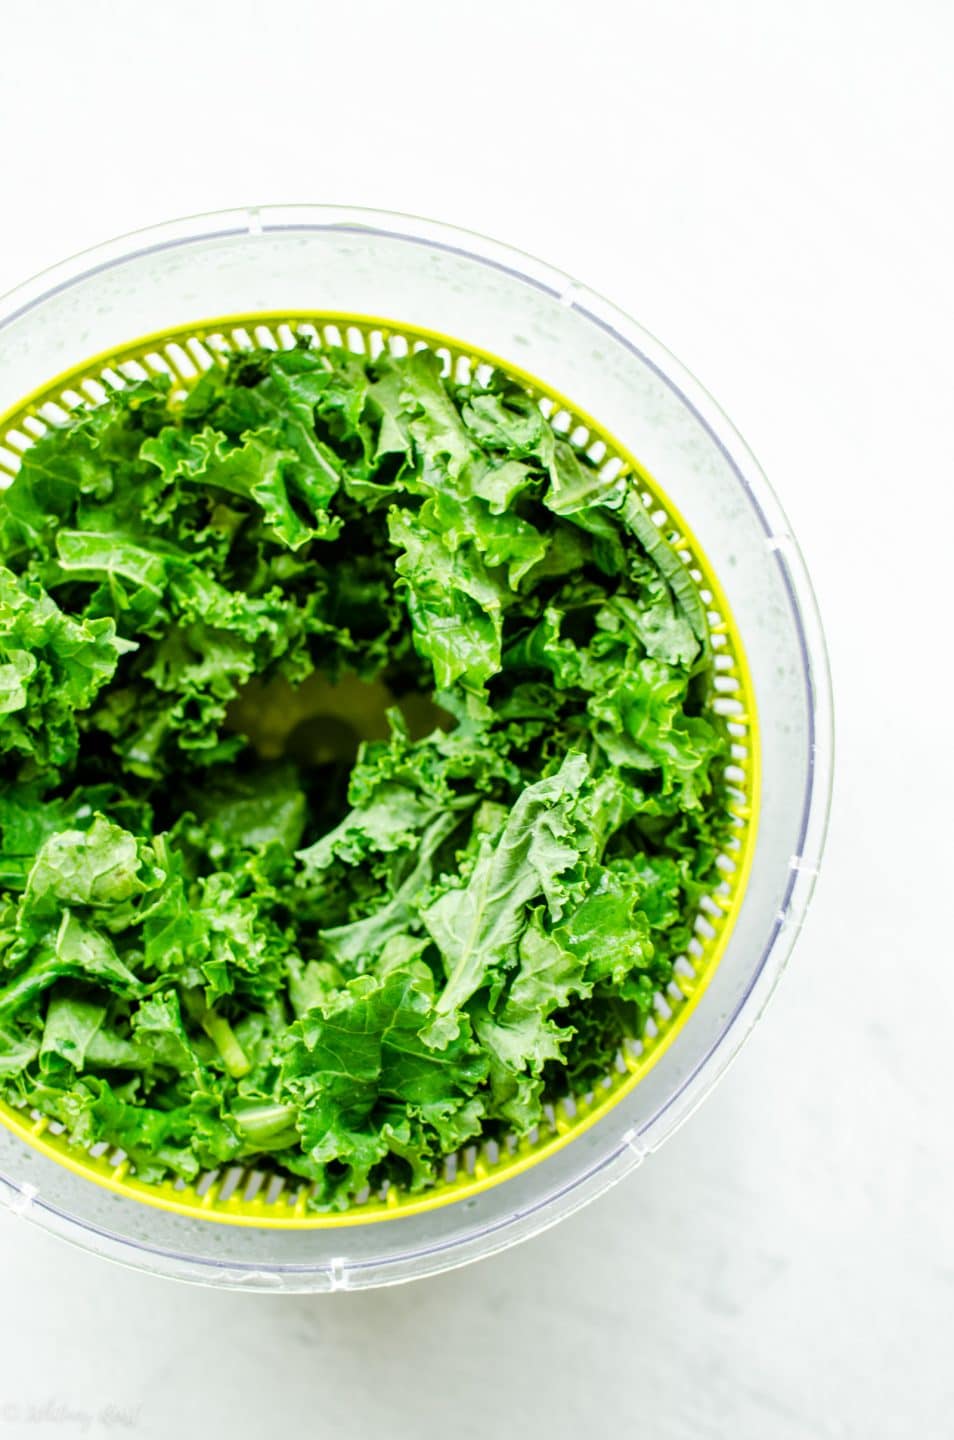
[0,206,832,1290]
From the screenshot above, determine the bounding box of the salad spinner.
[0,207,831,1290]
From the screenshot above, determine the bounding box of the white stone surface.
[1,2,951,1436]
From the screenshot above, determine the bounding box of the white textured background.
[1,2,952,1437]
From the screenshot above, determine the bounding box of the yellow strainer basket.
[0,210,831,1290]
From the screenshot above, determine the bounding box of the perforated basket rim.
[0,311,760,1228]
